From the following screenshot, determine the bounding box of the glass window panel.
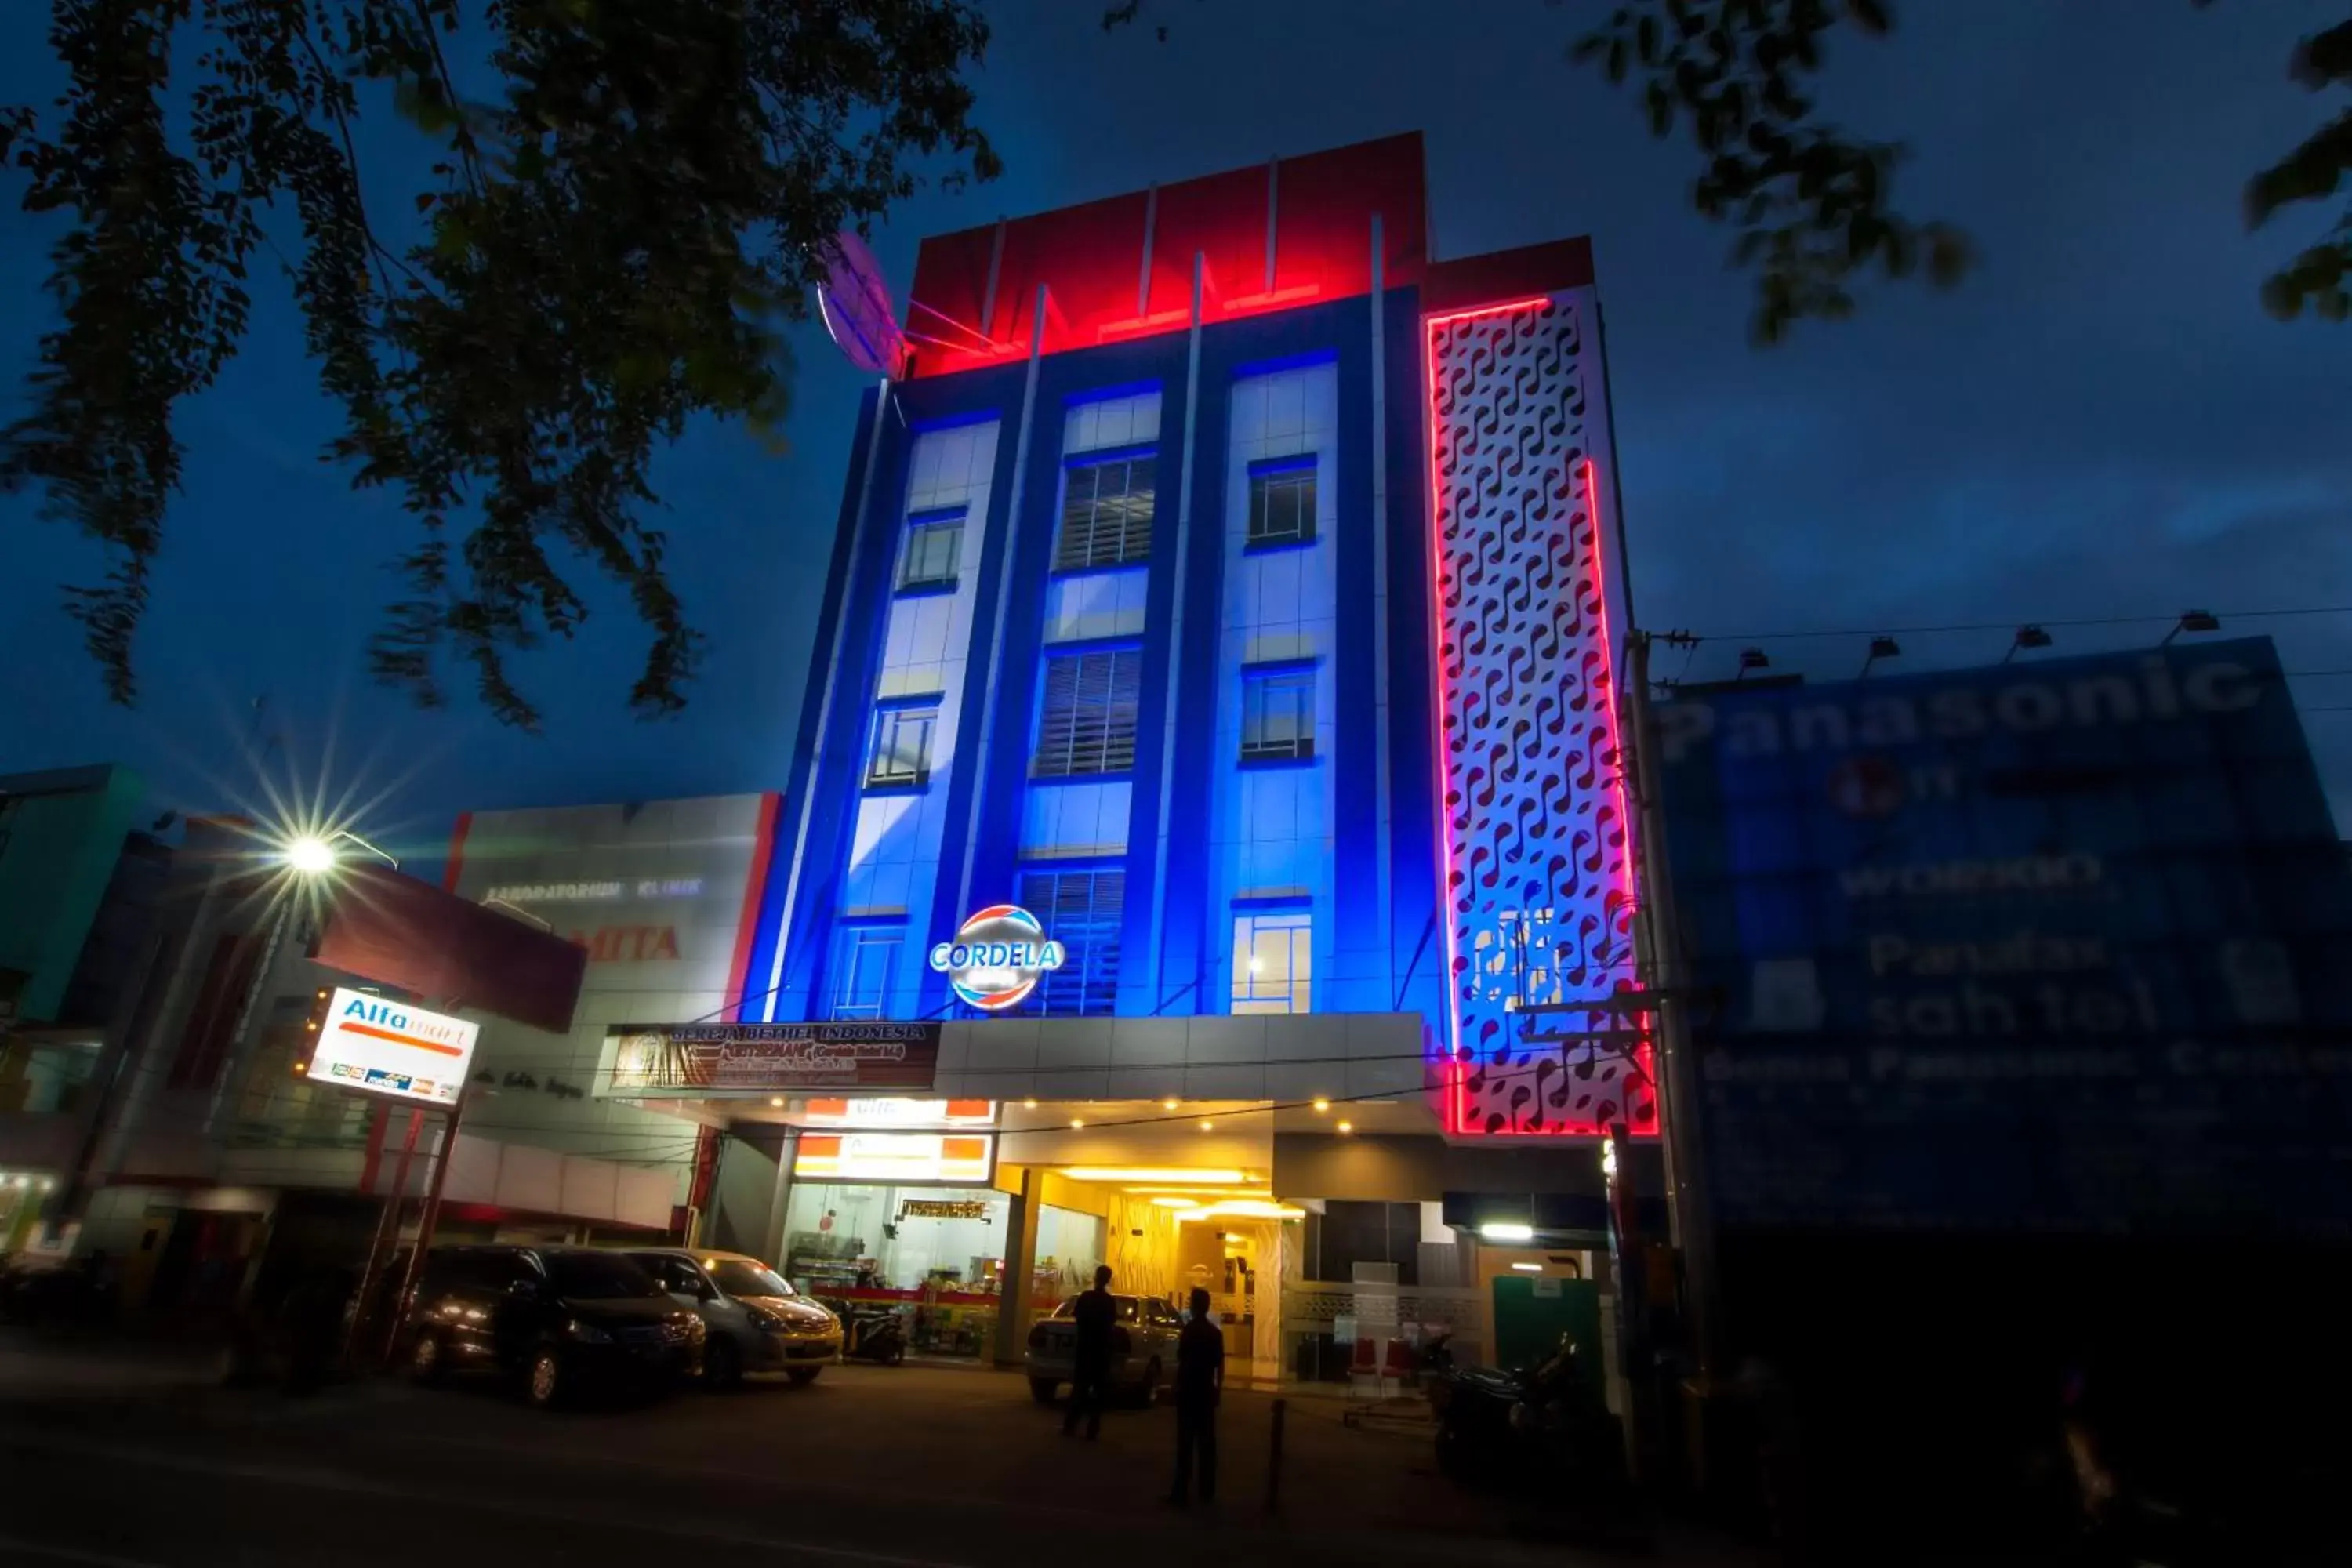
[898,508,965,590]
[1016,869,1124,1016]
[1247,460,1316,548]
[830,926,903,1020]
[1055,456,1157,570]
[1232,910,1311,1014]
[1240,667,1316,761]
[1033,649,1142,777]
[866,702,938,787]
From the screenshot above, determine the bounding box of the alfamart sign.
[930,904,1064,1011]
[309,988,480,1107]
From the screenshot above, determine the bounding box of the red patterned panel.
[1425,296,1653,1140]
[1272,132,1428,299]
[1148,160,1270,325]
[906,221,1003,370]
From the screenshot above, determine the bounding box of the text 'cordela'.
[931,904,1065,1011]
[927,938,1067,972]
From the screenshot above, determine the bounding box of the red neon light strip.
[1422,296,1649,1137]
[1422,307,1475,1131]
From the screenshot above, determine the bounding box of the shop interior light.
[769,1096,785,1108]
[1178,1200,1306,1222]
[1480,1221,1537,1243]
[1057,1167,1250,1185]
[1336,1120,1353,1134]
[1198,1119,1214,1132]
[1022,1098,1038,1109]
[1512,1262,1544,1273]
[1069,1118,1085,1129]
[1119,1185,1274,1200]
[1149,1196,1200,1208]
[1161,1098,1179,1111]
[1311,1097,1330,1113]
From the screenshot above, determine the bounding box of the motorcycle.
[837,1304,907,1366]
[1428,1333,1617,1489]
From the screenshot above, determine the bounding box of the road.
[0,1352,1747,1568]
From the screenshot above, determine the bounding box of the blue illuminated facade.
[739,136,1641,1145]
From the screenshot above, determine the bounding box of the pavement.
[0,1331,1771,1568]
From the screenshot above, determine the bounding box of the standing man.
[1170,1286,1225,1507]
[1063,1264,1116,1439]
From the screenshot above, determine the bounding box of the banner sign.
[605,1021,939,1094]
[1660,639,2352,1239]
[310,987,480,1107]
[794,1132,996,1185]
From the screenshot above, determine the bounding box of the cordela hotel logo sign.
[930,905,1064,1011]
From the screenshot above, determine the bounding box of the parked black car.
[399,1245,702,1407]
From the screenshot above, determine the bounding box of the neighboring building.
[1654,637,2352,1528]
[64,802,768,1316]
[0,764,163,1255]
[551,133,1661,1385]
[0,764,151,1029]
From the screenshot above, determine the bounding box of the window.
[897,506,964,592]
[1240,666,1316,762]
[866,701,938,789]
[829,926,903,1020]
[1232,910,1312,1014]
[1018,868,1123,1016]
[1247,456,1316,547]
[1033,648,1143,778]
[1056,455,1156,570]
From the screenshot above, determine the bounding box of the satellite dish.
[816,230,906,377]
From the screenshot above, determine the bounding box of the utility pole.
[1623,632,1724,1388]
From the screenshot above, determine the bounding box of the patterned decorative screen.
[1423,296,1654,1139]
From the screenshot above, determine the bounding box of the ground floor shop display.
[781,1183,1108,1359]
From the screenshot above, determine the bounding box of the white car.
[623,1248,844,1388]
[1023,1293,1183,1406]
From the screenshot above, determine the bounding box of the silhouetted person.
[1063,1264,1116,1439]
[1169,1287,1225,1507]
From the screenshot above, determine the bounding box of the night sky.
[3,0,2347,869]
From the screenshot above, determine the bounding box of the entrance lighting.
[769,1097,785,1108]
[1176,1200,1306,1222]
[1022,1098,1038,1109]
[1335,1120,1353,1134]
[1069,1118,1085,1129]
[1311,1098,1330,1113]
[1162,1098,1179,1111]
[1057,1167,1250,1185]
[1198,1119,1214,1132]
[1479,1221,1536,1243]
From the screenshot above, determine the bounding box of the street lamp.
[282,829,399,873]
[2003,625,2053,665]
[2162,610,2220,646]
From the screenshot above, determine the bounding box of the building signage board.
[798,1098,996,1128]
[606,1021,939,1094]
[794,1131,996,1185]
[308,987,480,1107]
[1658,640,2352,1237]
[929,904,1063,1010]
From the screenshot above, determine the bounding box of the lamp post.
[2161,610,2220,647]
